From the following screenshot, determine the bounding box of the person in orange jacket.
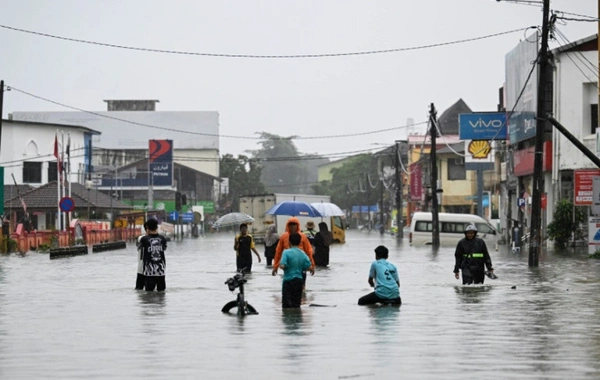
[272,217,315,286]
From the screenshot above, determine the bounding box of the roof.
[551,34,598,55]
[4,181,131,210]
[437,99,473,135]
[97,158,221,182]
[2,119,101,135]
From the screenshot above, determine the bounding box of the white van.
[409,212,498,247]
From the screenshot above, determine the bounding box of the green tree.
[219,154,265,212]
[250,133,310,194]
[325,154,381,211]
[547,199,586,249]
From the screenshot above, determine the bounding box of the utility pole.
[529,0,551,267]
[395,141,403,240]
[429,104,440,248]
[380,160,384,235]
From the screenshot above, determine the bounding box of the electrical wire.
[7,85,426,141]
[0,24,531,59]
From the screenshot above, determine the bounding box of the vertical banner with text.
[149,140,173,186]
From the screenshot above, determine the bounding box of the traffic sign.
[169,211,179,221]
[59,197,75,212]
[182,212,194,222]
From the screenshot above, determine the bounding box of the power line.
[0,24,532,59]
[8,85,425,141]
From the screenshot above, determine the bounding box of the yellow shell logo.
[468,140,491,159]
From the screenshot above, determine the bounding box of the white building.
[0,119,98,187]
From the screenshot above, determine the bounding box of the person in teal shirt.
[358,245,401,305]
[279,233,314,308]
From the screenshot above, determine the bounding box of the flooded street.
[1,230,600,379]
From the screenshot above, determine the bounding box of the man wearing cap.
[454,224,494,285]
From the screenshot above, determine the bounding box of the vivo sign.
[459,113,507,140]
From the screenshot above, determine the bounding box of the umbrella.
[265,201,322,218]
[311,202,345,217]
[212,212,255,228]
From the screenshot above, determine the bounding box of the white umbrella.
[212,212,255,228]
[311,202,345,217]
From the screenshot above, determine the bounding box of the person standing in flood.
[234,223,261,273]
[313,222,333,267]
[140,218,168,291]
[272,217,314,287]
[280,233,314,308]
[135,222,148,290]
[454,224,494,285]
[264,224,279,267]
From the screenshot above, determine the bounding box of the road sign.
[169,211,179,221]
[114,219,128,228]
[182,212,194,222]
[59,197,75,212]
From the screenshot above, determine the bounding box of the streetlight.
[85,180,93,220]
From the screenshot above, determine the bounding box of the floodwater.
[1,230,600,380]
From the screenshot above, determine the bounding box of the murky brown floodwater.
[1,230,599,379]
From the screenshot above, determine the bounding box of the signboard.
[574,169,600,206]
[513,141,553,176]
[410,163,422,202]
[459,113,507,140]
[589,216,600,254]
[149,140,173,187]
[114,219,128,228]
[59,197,75,212]
[169,211,179,221]
[182,212,194,222]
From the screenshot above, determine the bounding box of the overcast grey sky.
[1,0,597,158]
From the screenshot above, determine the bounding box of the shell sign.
[465,140,494,164]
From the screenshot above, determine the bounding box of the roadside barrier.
[91,241,127,253]
[49,246,89,259]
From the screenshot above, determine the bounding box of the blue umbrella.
[265,201,322,217]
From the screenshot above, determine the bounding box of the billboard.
[574,169,600,206]
[505,32,538,144]
[149,140,173,187]
[459,113,507,140]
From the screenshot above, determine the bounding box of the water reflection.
[453,285,492,304]
[280,308,306,336]
[137,291,166,317]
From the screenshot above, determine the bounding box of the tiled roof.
[4,181,131,210]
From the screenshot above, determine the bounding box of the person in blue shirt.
[358,245,401,305]
[279,232,314,308]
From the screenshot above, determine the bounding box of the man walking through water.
[454,224,494,285]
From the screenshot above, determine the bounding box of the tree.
[219,154,265,212]
[547,199,586,249]
[325,154,381,211]
[250,132,310,194]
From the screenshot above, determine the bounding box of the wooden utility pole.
[429,104,440,248]
[529,0,551,267]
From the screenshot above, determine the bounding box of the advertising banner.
[574,169,600,205]
[589,216,600,254]
[459,113,507,140]
[410,163,422,201]
[149,140,173,187]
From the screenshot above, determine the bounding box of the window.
[23,162,42,183]
[447,158,466,180]
[415,221,432,232]
[48,161,58,182]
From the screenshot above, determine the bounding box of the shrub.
[547,199,585,249]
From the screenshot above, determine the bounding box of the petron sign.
[459,112,507,141]
[149,139,173,187]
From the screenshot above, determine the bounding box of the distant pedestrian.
[264,224,279,267]
[303,221,317,249]
[313,222,333,267]
[454,224,494,285]
[140,218,168,291]
[234,223,261,273]
[280,233,314,308]
[135,222,148,290]
[358,245,401,306]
